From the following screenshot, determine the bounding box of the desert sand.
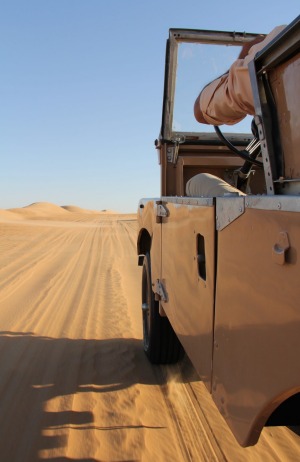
[0,202,299,461]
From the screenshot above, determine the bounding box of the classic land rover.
[137,16,300,446]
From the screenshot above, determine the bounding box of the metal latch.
[167,134,186,164]
[154,279,168,302]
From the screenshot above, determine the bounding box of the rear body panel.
[213,196,300,445]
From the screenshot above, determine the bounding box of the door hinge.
[154,279,168,303]
[156,201,169,223]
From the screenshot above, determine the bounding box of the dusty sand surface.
[0,202,299,461]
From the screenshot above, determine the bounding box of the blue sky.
[1,1,299,212]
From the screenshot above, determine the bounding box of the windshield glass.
[173,42,253,134]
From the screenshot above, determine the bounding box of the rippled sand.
[0,203,299,461]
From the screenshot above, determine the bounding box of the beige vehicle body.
[137,16,300,446]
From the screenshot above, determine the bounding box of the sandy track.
[0,205,299,461]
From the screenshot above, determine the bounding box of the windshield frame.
[160,28,263,143]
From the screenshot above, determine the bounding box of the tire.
[142,252,184,364]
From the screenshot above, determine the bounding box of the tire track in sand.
[0,212,299,461]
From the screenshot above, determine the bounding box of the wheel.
[142,252,184,364]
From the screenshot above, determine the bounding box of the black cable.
[214,125,263,167]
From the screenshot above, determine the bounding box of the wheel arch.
[245,388,300,446]
[265,389,300,427]
[137,228,152,262]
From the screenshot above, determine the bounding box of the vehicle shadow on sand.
[0,331,196,461]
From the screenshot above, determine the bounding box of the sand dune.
[6,201,117,215]
[0,206,299,461]
[61,205,117,214]
[10,201,69,214]
[0,209,25,221]
[1,202,128,225]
